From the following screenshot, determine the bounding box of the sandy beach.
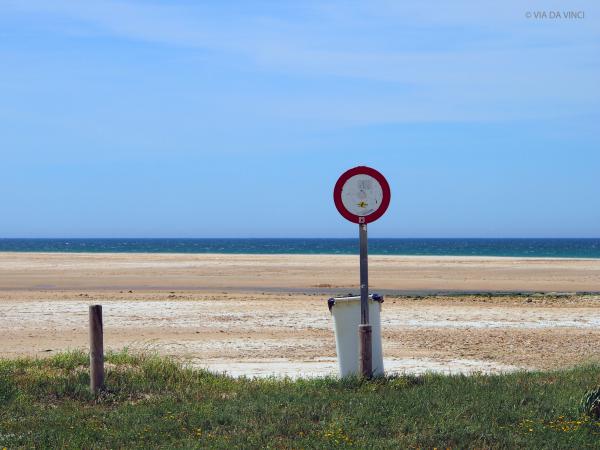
[1,252,599,377]
[1,252,599,292]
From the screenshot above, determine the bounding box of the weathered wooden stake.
[89,304,104,394]
[358,223,373,378]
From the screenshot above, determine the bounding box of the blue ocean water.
[0,238,599,258]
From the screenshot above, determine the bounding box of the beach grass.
[1,351,600,449]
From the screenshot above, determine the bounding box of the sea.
[0,238,599,258]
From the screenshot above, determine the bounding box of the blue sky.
[1,1,598,238]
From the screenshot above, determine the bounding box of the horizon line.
[1,237,599,240]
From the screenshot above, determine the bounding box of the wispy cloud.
[2,0,599,123]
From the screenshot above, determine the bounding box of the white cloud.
[2,0,599,123]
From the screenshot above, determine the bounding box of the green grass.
[1,352,600,449]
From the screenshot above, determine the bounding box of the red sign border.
[333,166,391,224]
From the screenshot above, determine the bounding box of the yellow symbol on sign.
[357,201,368,208]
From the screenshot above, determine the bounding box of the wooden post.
[89,305,104,394]
[358,223,372,378]
[359,324,372,377]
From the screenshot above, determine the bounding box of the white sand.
[1,252,599,376]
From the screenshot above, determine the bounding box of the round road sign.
[333,166,391,224]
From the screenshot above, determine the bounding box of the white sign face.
[341,174,384,217]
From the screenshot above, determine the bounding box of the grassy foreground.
[1,352,599,449]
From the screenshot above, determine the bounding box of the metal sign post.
[333,166,391,378]
[358,222,372,377]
